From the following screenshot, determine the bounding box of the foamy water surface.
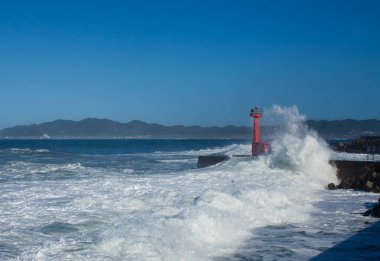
[1,107,379,260]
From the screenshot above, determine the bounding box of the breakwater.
[198,156,380,194]
[329,160,380,193]
[331,136,380,154]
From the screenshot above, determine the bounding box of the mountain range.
[0,118,379,139]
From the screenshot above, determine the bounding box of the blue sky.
[0,0,379,128]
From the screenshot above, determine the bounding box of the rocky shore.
[326,159,380,218]
[327,160,380,193]
[363,198,380,218]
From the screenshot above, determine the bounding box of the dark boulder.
[333,163,380,193]
[363,198,380,218]
[327,183,336,190]
[372,204,380,217]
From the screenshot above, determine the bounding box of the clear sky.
[0,0,379,128]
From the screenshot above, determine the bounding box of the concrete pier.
[197,154,252,168]
[197,155,230,168]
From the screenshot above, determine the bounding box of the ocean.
[1,111,380,260]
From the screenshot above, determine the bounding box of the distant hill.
[0,118,252,139]
[306,119,380,138]
[0,118,379,139]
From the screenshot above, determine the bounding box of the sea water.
[1,108,379,260]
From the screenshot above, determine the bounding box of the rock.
[341,179,352,189]
[372,205,380,217]
[363,209,372,216]
[366,180,374,189]
[373,172,380,183]
[327,183,336,190]
[334,161,380,192]
[362,198,380,218]
[337,170,380,192]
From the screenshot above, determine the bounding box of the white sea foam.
[88,105,337,260]
[158,159,196,163]
[35,149,50,153]
[179,143,251,156]
[5,162,84,174]
[0,105,344,260]
[122,168,135,173]
[6,148,49,153]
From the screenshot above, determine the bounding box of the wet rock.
[363,209,372,216]
[327,183,336,190]
[372,204,380,217]
[363,198,380,218]
[366,180,374,189]
[333,162,380,193]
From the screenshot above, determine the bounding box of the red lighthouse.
[250,106,271,156]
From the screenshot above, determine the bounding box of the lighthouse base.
[252,142,271,156]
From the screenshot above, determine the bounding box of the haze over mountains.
[1,118,380,139]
